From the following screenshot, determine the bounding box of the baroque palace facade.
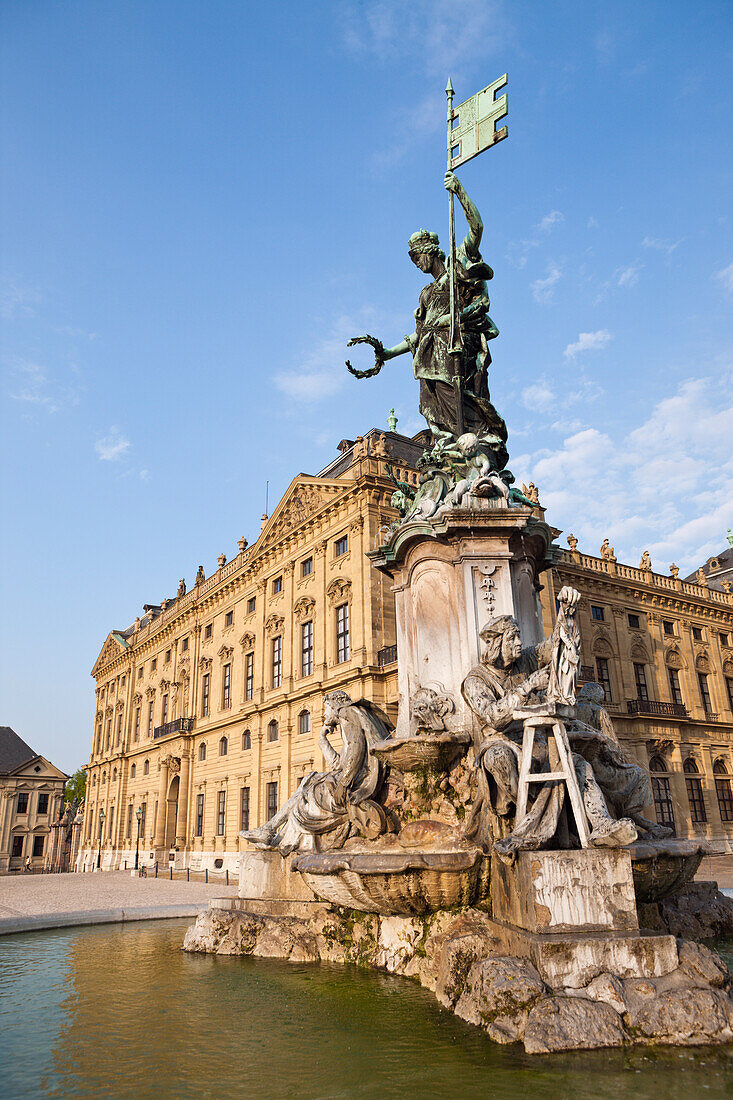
[78,429,733,871]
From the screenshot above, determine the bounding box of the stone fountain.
[184,159,732,1054]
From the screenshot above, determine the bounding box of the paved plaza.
[0,869,237,934]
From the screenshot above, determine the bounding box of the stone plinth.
[235,848,320,916]
[369,501,557,740]
[491,849,638,934]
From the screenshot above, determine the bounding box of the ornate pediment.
[256,477,346,553]
[92,631,128,677]
[145,686,156,698]
[265,614,284,634]
[199,656,212,672]
[159,678,171,692]
[218,645,234,660]
[133,693,142,705]
[327,578,352,606]
[240,632,255,650]
[294,595,316,621]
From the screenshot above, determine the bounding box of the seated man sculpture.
[570,682,673,840]
[462,586,638,863]
[240,690,395,856]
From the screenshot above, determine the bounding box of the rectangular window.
[301,557,313,577]
[591,605,604,622]
[127,803,133,840]
[267,781,278,820]
[651,775,676,833]
[202,674,210,717]
[217,791,226,836]
[140,802,147,837]
[302,621,314,677]
[633,663,649,702]
[727,678,733,712]
[698,672,713,715]
[161,694,168,725]
[32,835,44,858]
[272,576,283,595]
[138,667,143,680]
[134,707,141,742]
[663,621,675,636]
[272,636,282,688]
[147,702,154,737]
[182,637,189,652]
[108,805,114,837]
[165,648,171,664]
[335,535,348,557]
[692,626,703,642]
[596,658,612,703]
[205,623,213,640]
[17,792,28,814]
[245,653,254,700]
[151,658,157,672]
[196,794,204,837]
[686,776,707,824]
[240,787,250,832]
[106,719,112,748]
[247,596,256,614]
[336,603,350,663]
[299,710,311,735]
[116,712,123,741]
[222,663,231,709]
[628,614,640,629]
[716,776,733,822]
[37,793,49,815]
[720,633,729,648]
[669,668,684,706]
[225,611,233,628]
[12,836,24,858]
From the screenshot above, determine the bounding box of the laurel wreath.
[345,334,387,378]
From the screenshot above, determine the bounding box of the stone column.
[154,759,169,848]
[176,754,190,846]
[253,731,263,827]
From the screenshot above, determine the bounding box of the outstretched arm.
[445,171,483,258]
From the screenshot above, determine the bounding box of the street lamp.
[135,806,143,870]
[96,808,106,870]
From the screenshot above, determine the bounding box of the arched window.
[102,771,107,784]
[683,758,707,823]
[219,736,228,757]
[268,719,279,742]
[113,767,117,782]
[298,710,311,735]
[714,760,733,822]
[143,759,149,776]
[648,756,675,833]
[131,763,136,778]
[242,730,251,750]
[199,743,206,761]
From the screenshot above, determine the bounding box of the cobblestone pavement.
[0,870,237,920]
[696,853,733,890]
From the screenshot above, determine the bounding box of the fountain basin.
[371,731,472,772]
[630,839,707,902]
[292,847,489,916]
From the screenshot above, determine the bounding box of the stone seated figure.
[240,691,395,856]
[461,586,639,864]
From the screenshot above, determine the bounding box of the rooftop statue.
[462,586,639,864]
[347,172,507,472]
[240,691,395,855]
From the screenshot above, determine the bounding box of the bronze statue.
[347,172,507,455]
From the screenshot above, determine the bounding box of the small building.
[0,726,68,873]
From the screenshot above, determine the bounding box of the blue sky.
[1,0,732,772]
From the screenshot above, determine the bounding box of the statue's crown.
[408,229,441,254]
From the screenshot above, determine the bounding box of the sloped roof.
[0,726,36,774]
[684,544,733,592]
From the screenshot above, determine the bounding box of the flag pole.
[446,78,464,438]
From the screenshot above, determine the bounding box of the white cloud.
[95,427,130,462]
[341,0,508,72]
[0,276,41,319]
[521,381,555,412]
[642,236,682,256]
[537,210,564,233]
[531,264,562,303]
[515,369,733,574]
[276,312,395,404]
[715,262,733,294]
[587,217,598,229]
[563,329,612,358]
[616,263,642,288]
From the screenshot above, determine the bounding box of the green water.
[1,921,733,1099]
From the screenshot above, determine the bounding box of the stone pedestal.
[370,500,557,740]
[491,849,638,934]
[221,848,321,916]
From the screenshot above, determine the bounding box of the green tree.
[65,768,86,805]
